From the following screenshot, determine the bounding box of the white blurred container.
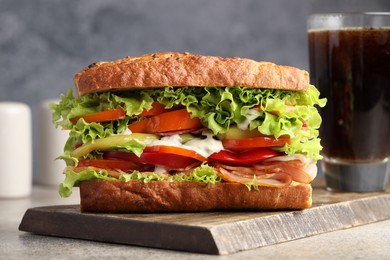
[37,99,69,186]
[0,102,32,198]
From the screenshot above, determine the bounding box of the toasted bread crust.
[74,52,309,96]
[79,180,312,212]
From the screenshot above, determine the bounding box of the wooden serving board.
[19,182,390,255]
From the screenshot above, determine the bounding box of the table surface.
[1,183,390,259]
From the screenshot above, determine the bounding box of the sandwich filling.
[51,85,326,197]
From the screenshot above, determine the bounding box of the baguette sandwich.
[51,52,326,212]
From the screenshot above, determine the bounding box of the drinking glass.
[308,13,390,192]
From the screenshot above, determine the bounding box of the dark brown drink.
[309,28,390,163]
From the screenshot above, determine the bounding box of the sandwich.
[51,52,326,212]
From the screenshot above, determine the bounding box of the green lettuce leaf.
[167,164,221,184]
[50,89,154,129]
[59,164,221,197]
[118,171,167,183]
[59,167,117,197]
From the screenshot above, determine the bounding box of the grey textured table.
[1,184,390,259]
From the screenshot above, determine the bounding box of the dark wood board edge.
[18,205,219,254]
[210,193,390,254]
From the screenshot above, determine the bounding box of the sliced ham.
[214,162,292,188]
[262,155,317,183]
[213,154,317,186]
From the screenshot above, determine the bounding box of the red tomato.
[103,151,142,163]
[138,102,170,117]
[77,159,144,171]
[127,119,148,133]
[208,148,281,166]
[222,136,291,152]
[103,146,206,169]
[128,109,202,134]
[69,102,169,124]
[144,146,206,162]
[139,152,199,169]
[70,108,126,123]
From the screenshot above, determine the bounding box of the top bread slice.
[74,52,310,96]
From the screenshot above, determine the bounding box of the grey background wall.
[1,0,389,180]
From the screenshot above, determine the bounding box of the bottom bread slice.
[79,180,312,212]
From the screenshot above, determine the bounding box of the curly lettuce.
[60,164,220,197]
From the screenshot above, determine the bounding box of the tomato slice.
[208,148,281,166]
[222,136,291,152]
[69,102,169,124]
[104,146,206,170]
[144,146,206,162]
[70,108,126,123]
[103,151,142,163]
[104,149,199,169]
[77,159,145,171]
[128,109,202,134]
[140,152,199,169]
[127,119,148,133]
[138,102,170,117]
